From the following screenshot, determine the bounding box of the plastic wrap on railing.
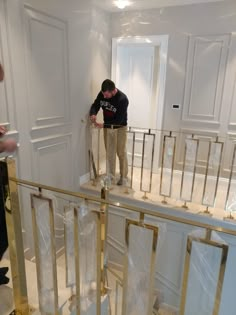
[181,230,228,315]
[64,203,76,287]
[72,201,98,314]
[32,195,58,314]
[122,220,160,315]
[143,220,179,315]
[126,226,153,315]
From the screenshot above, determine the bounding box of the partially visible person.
[90,79,129,185]
[0,63,17,285]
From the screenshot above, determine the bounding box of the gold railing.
[2,159,236,315]
[89,126,236,220]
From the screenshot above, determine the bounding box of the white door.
[116,45,159,129]
[0,0,73,255]
[113,43,161,172]
[180,34,236,175]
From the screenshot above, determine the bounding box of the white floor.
[0,254,71,315]
[83,167,236,223]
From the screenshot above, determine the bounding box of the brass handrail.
[9,176,236,237]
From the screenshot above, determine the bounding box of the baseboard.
[79,172,90,186]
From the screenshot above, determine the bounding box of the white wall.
[111,1,236,134]
[23,0,111,188]
[0,0,111,253]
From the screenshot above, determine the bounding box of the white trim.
[80,172,90,186]
[107,261,124,272]
[112,35,169,131]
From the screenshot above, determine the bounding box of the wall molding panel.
[182,34,230,126]
[24,6,70,129]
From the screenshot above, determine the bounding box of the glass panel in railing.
[31,194,58,314]
[122,220,158,315]
[140,130,155,197]
[202,141,224,210]
[74,202,98,314]
[64,203,76,288]
[180,230,228,315]
[180,138,199,207]
[160,134,176,200]
[129,130,146,192]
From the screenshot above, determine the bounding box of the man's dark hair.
[101,79,116,92]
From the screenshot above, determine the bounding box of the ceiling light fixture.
[114,0,131,10]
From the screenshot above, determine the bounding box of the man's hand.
[0,125,7,138]
[2,138,17,153]
[90,115,97,123]
[95,122,104,129]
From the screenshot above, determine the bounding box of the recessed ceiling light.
[114,0,132,10]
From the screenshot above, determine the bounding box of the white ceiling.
[94,0,225,12]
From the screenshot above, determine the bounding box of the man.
[0,63,17,285]
[90,79,129,185]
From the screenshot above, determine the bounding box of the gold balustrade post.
[100,184,109,290]
[4,158,30,314]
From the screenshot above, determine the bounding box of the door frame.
[112,35,169,131]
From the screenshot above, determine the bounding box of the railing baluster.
[74,206,81,315]
[224,144,236,220]
[31,193,59,315]
[201,138,224,216]
[159,132,176,204]
[180,135,199,209]
[4,159,30,314]
[140,129,155,200]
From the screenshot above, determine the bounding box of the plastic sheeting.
[183,230,228,315]
[32,196,57,314]
[65,201,98,314]
[124,224,154,315]
[64,203,76,287]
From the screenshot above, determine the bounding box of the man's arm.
[90,93,102,123]
[115,98,129,126]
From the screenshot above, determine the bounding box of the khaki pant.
[103,127,128,179]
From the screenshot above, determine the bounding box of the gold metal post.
[224,145,236,221]
[4,159,30,315]
[96,211,102,315]
[100,186,109,292]
[74,207,81,315]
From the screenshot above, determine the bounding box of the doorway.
[112,35,169,171]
